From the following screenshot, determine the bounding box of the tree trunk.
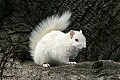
[0,0,120,79]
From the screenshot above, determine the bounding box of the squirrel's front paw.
[67,62,76,64]
[42,63,50,67]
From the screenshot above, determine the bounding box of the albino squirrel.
[29,11,86,67]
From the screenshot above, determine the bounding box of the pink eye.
[75,39,79,42]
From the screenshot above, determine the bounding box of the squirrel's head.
[69,30,86,49]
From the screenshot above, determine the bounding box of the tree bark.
[1,60,120,80]
[0,0,120,79]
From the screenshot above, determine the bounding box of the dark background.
[0,0,120,68]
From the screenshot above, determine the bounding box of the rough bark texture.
[0,0,120,80]
[1,60,120,80]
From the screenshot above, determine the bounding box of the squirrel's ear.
[70,30,75,39]
[80,30,82,33]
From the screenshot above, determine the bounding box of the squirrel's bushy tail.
[29,11,71,56]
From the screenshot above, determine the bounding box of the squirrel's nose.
[83,44,86,48]
[78,44,86,48]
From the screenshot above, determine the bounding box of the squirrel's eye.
[75,39,79,42]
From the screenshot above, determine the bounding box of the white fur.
[42,63,50,67]
[29,11,71,56]
[29,11,86,66]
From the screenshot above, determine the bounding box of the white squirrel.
[29,11,86,67]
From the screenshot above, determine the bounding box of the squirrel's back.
[29,11,71,57]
